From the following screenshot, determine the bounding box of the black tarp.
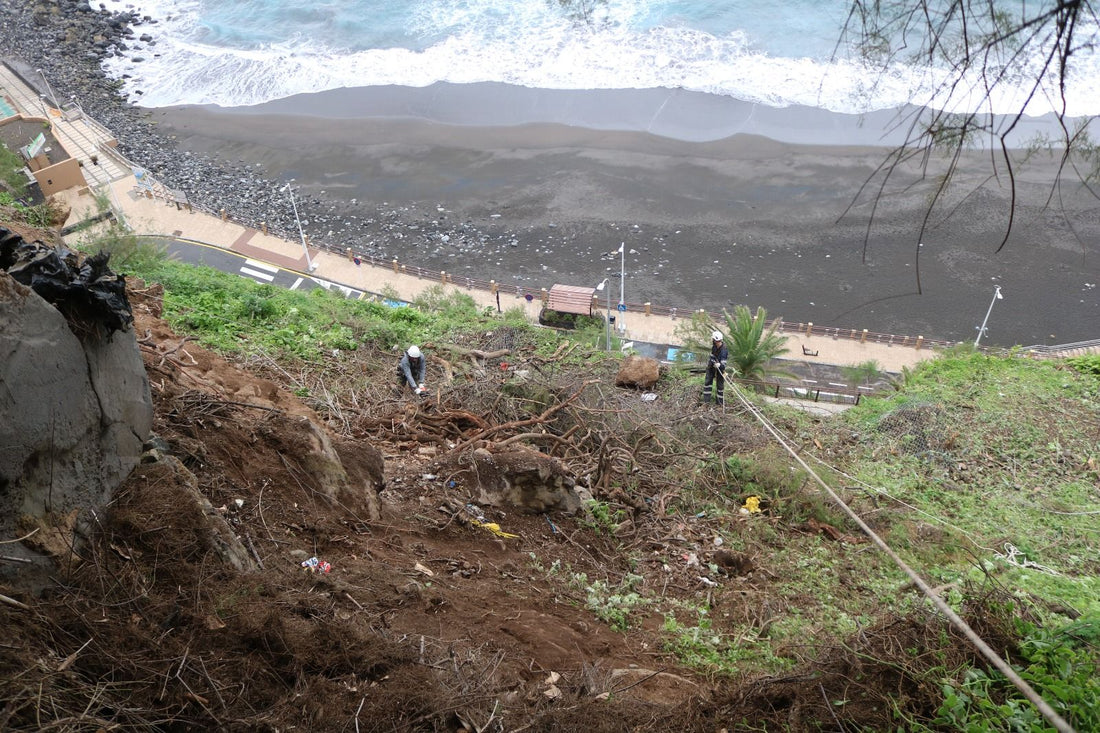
[1,227,133,334]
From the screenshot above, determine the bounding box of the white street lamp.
[36,69,60,113]
[618,242,625,306]
[595,278,611,351]
[282,181,317,273]
[974,284,1003,346]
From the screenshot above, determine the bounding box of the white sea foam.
[95,0,1100,118]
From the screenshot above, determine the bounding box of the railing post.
[345,247,353,262]
[805,322,813,336]
[644,302,651,317]
[916,335,923,350]
[261,221,267,235]
[392,258,399,273]
[440,270,447,284]
[219,208,227,221]
[540,288,549,304]
[861,329,868,343]
[490,280,497,294]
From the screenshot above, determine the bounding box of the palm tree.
[841,360,883,388]
[722,305,790,381]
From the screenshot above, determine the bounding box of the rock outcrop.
[0,269,153,562]
[438,445,582,513]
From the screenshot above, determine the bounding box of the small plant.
[841,360,883,387]
[1067,354,1100,378]
[583,574,646,630]
[582,499,625,535]
[0,143,27,195]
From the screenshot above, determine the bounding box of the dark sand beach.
[150,83,1100,347]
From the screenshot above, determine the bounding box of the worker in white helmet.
[703,330,728,405]
[397,345,428,395]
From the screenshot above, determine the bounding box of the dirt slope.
[0,277,1003,731]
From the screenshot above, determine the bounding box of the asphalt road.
[152,237,383,301]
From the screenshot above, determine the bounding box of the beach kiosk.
[539,284,599,329]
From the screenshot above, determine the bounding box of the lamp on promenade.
[974,284,1003,347]
[281,181,317,273]
[596,278,611,351]
[617,242,626,332]
[35,69,60,113]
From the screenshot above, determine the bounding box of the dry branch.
[449,379,598,453]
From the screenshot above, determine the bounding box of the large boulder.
[0,269,152,564]
[615,355,661,389]
[438,446,582,513]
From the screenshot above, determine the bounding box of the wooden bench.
[802,345,819,356]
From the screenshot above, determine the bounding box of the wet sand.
[148,83,1100,346]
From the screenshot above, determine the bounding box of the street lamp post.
[596,278,611,351]
[36,69,60,113]
[618,242,625,306]
[282,181,317,273]
[974,285,1003,347]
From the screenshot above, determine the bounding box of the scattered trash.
[699,576,718,587]
[740,496,762,515]
[544,671,562,699]
[641,393,658,402]
[233,498,244,509]
[713,536,723,547]
[683,552,699,568]
[545,515,559,534]
[464,503,486,522]
[447,480,457,488]
[421,473,437,480]
[413,562,435,577]
[471,520,518,539]
[300,556,332,574]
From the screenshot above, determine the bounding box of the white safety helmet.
[406,345,422,359]
[711,331,724,342]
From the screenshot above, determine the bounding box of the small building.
[540,284,599,329]
[0,117,82,200]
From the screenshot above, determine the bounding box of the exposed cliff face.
[0,267,152,564]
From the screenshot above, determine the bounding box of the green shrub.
[935,616,1100,731]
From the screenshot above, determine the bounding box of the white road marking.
[290,277,304,290]
[244,259,279,273]
[240,267,275,282]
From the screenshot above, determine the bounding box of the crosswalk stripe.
[290,277,304,290]
[240,267,275,282]
[244,259,279,274]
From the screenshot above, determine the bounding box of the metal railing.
[734,378,875,406]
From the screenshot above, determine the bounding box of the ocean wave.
[96,0,1100,117]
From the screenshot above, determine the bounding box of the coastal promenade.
[56,177,939,373]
